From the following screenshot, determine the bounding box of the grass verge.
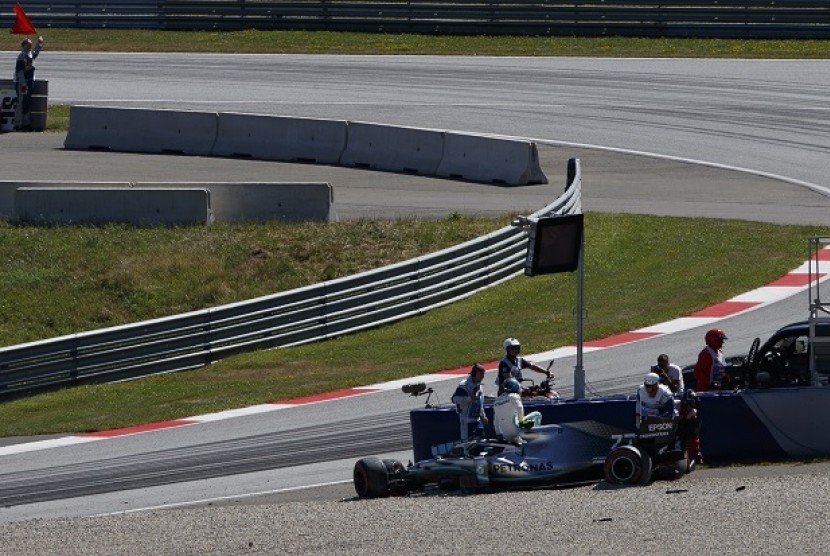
[0,213,826,436]
[14,29,830,58]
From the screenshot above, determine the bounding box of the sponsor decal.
[1,87,18,132]
[638,430,672,440]
[609,433,637,450]
[492,461,556,473]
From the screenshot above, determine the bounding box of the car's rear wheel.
[604,446,648,485]
[353,457,391,498]
[637,452,654,485]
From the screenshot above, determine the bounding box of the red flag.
[11,3,37,35]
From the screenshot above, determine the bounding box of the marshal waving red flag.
[11,3,37,35]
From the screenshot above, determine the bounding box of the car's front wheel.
[353,457,391,498]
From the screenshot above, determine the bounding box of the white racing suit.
[451,376,486,440]
[492,392,542,443]
[635,383,676,428]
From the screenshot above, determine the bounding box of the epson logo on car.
[648,422,674,432]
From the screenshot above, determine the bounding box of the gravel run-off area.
[2,462,830,555]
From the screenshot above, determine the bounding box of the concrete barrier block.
[0,181,130,219]
[14,187,212,226]
[212,113,347,164]
[340,122,444,175]
[135,182,335,222]
[64,106,219,155]
[436,133,549,185]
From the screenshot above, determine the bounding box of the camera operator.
[652,353,684,395]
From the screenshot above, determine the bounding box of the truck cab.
[740,320,830,388]
[685,236,830,391]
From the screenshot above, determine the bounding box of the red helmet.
[705,328,727,349]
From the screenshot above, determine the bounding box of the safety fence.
[1,0,828,38]
[0,159,581,398]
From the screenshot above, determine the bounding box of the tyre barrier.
[64,106,549,186]
[28,80,48,132]
[0,79,48,132]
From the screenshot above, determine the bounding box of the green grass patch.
[0,213,826,436]
[45,104,70,131]
[32,29,830,58]
[0,217,501,345]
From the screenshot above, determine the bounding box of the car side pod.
[604,445,653,485]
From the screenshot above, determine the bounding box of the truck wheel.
[604,446,646,485]
[354,457,391,498]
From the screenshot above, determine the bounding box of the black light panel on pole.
[524,214,584,276]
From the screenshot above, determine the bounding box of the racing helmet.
[705,328,728,349]
[503,338,521,352]
[503,378,521,394]
[644,372,660,386]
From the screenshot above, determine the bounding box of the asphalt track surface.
[0,54,829,552]
[2,127,828,225]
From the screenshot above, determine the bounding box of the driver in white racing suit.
[492,378,542,444]
[451,363,489,441]
[636,372,676,428]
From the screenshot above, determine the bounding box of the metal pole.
[574,231,585,399]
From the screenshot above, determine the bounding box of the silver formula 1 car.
[353,420,626,498]
[603,416,690,485]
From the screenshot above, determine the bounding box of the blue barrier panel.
[409,389,823,463]
[697,392,787,461]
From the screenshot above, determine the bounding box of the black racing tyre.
[353,457,391,498]
[667,457,688,480]
[604,446,646,485]
[638,452,654,485]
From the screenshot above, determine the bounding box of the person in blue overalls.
[451,363,489,440]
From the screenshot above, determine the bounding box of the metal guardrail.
[0,0,828,38]
[0,159,581,397]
